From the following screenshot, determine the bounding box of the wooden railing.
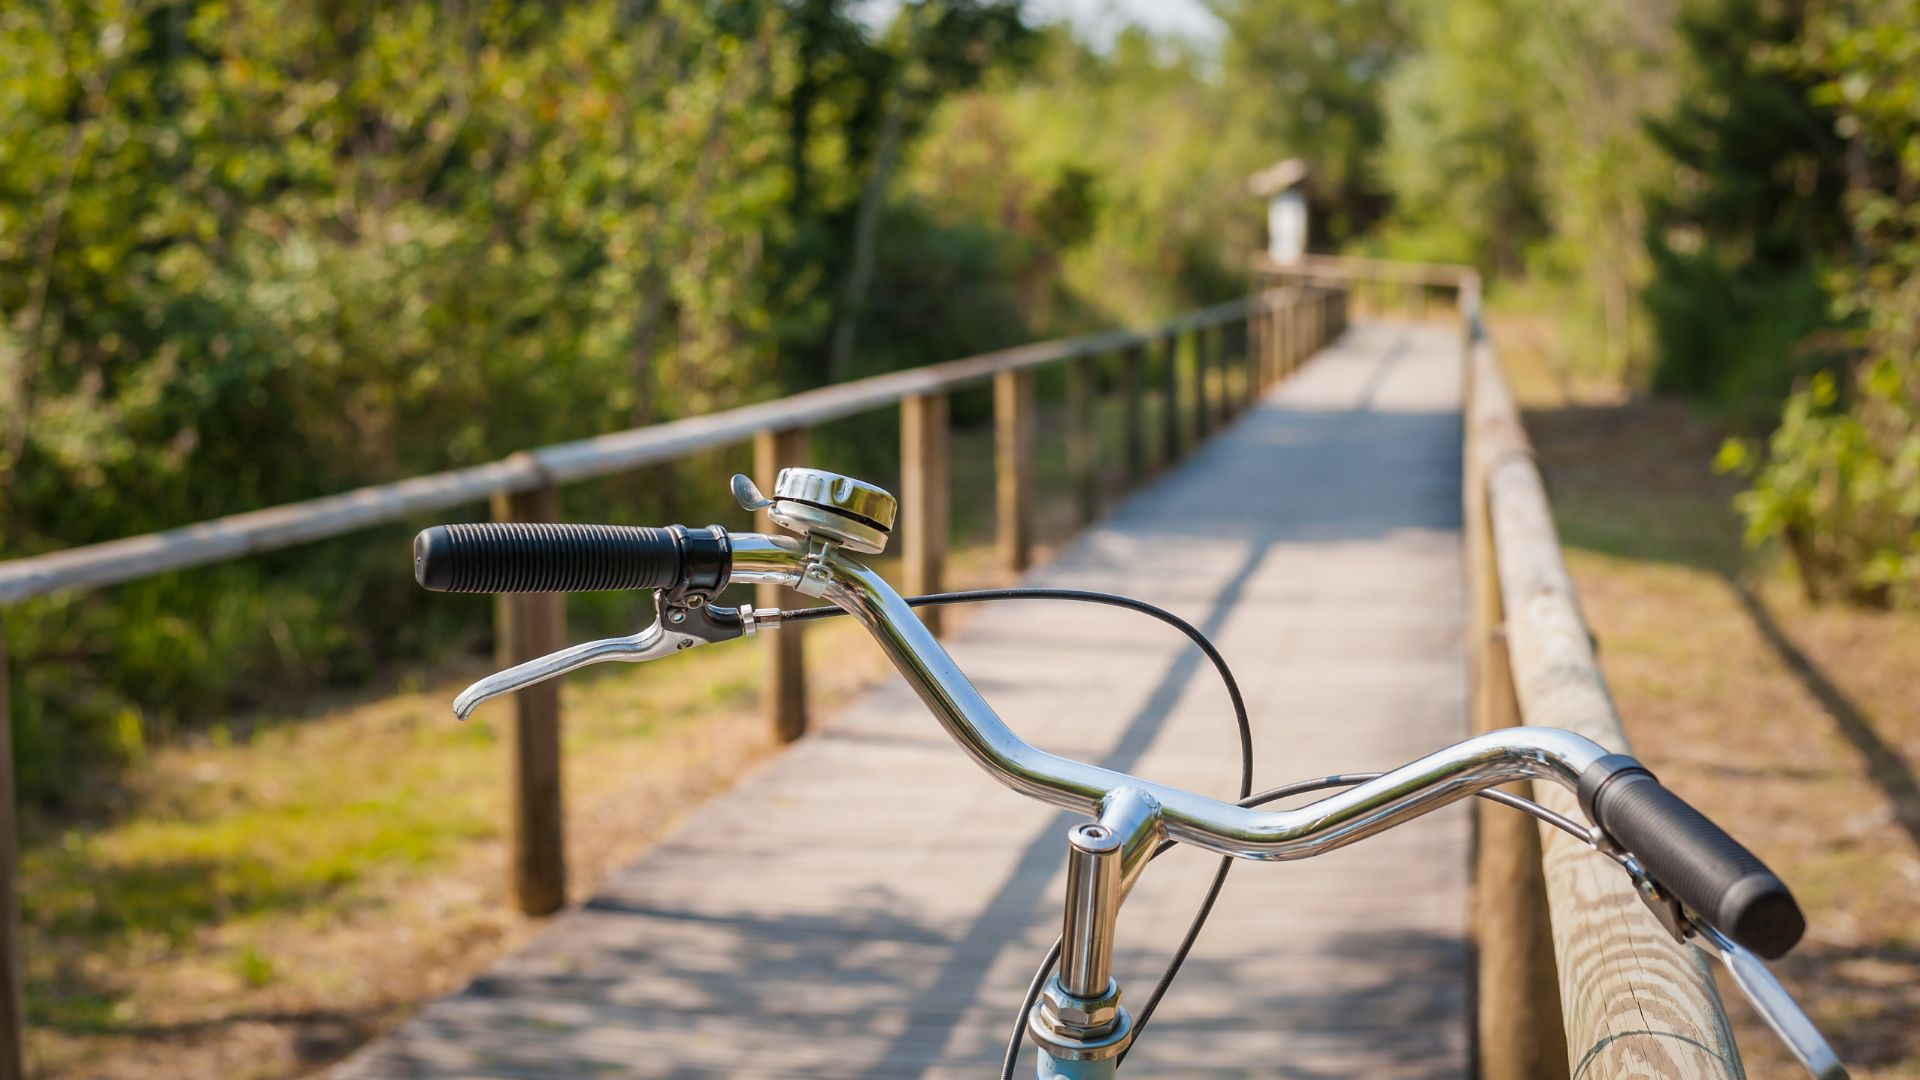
[0,283,1349,1077]
[1263,253,1744,1080]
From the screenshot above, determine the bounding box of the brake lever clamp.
[450,590,746,720]
[655,589,745,646]
[1596,846,1849,1079]
[1612,850,1694,946]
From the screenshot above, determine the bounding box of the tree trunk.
[826,88,907,384]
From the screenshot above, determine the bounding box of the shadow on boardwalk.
[338,321,1472,1079]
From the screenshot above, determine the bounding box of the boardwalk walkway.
[338,320,1469,1078]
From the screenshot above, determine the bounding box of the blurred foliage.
[1373,0,1679,382]
[1359,0,1916,610]
[11,0,1918,793]
[1721,0,1920,607]
[0,1,1274,802]
[1642,0,1851,415]
[904,28,1263,336]
[1214,0,1415,244]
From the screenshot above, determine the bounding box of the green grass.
[20,627,780,1033]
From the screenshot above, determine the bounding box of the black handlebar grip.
[413,522,727,594]
[1582,761,1804,959]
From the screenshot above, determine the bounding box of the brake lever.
[451,592,748,719]
[1596,847,1848,1079]
[1691,923,1849,1080]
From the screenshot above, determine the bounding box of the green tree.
[1213,0,1418,244]
[1642,0,1851,410]
[1729,0,1920,606]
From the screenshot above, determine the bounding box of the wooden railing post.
[1160,333,1182,464]
[490,484,567,916]
[754,427,809,742]
[994,369,1035,572]
[0,628,21,1080]
[900,393,949,634]
[1065,358,1097,524]
[1122,345,1146,485]
[1259,303,1274,386]
[1276,301,1292,382]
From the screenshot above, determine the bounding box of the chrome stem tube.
[1057,789,1164,998]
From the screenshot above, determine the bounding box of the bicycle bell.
[731,468,896,555]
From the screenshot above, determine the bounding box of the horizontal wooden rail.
[1469,323,1743,1079]
[0,299,1267,605]
[1438,265,1742,1079]
[1265,251,1752,1080]
[1253,251,1473,288]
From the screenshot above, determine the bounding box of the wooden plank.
[1064,359,1097,524]
[490,485,568,917]
[899,393,949,635]
[1472,336,1743,1080]
[755,428,809,742]
[994,369,1035,573]
[0,302,1265,606]
[0,457,546,605]
[0,628,19,1080]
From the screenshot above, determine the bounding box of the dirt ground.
[1502,316,1920,1078]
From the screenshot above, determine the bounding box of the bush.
[1723,0,1920,609]
[1725,364,1920,606]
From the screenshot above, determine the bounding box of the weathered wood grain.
[900,393,950,635]
[756,427,810,742]
[993,369,1035,573]
[490,485,568,917]
[1463,342,1570,1080]
[0,302,1268,606]
[1472,337,1744,1080]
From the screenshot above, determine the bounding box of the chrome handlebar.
[447,529,1847,1079]
[460,533,1612,860]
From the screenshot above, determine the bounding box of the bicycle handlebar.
[1582,760,1803,959]
[414,525,1804,959]
[414,522,729,595]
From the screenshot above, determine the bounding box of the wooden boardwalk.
[337,320,1470,1079]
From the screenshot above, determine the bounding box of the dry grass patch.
[1499,318,1920,1078]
